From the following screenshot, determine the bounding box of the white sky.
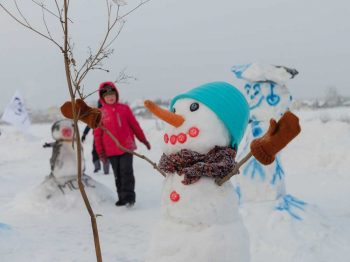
[1,0,350,110]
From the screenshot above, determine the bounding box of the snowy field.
[1,107,350,262]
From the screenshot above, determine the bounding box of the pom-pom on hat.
[169,82,249,148]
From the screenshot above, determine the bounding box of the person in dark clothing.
[93,81,151,207]
[81,100,110,175]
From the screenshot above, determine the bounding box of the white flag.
[1,90,31,133]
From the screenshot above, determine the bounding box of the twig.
[101,126,166,177]
[215,152,253,186]
[31,0,74,23]
[0,3,63,50]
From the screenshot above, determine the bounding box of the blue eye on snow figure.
[252,83,261,98]
[266,83,280,106]
[244,83,251,95]
[250,83,261,100]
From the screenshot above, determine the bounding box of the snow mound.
[241,200,350,262]
[0,223,20,259]
[12,175,115,212]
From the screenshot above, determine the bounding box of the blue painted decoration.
[275,195,307,220]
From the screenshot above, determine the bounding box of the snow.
[231,63,296,86]
[1,107,350,261]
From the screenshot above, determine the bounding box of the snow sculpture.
[232,63,306,219]
[145,82,251,262]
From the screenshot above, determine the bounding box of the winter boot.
[93,160,101,173]
[103,161,110,175]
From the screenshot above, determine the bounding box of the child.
[81,100,110,174]
[93,82,151,207]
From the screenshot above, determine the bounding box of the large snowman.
[231,63,306,219]
[230,64,349,262]
[145,82,251,262]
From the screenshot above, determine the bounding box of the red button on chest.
[170,191,180,202]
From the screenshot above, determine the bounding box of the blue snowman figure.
[232,63,306,220]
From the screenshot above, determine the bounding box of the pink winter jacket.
[93,82,148,157]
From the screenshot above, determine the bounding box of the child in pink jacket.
[94,81,151,207]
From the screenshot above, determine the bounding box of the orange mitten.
[60,99,101,128]
[250,111,301,165]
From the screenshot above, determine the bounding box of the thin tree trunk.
[63,1,102,261]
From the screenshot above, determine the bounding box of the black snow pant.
[92,141,99,162]
[108,153,135,203]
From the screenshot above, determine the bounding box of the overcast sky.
[1,0,349,110]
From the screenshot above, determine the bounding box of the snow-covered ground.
[1,107,350,262]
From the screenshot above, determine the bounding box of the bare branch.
[114,68,137,84]
[54,0,65,32]
[215,152,253,186]
[119,0,151,20]
[40,4,54,41]
[83,89,100,100]
[31,0,73,23]
[101,126,166,177]
[14,0,31,26]
[105,19,125,49]
[0,3,63,51]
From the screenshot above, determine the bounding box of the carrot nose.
[144,100,185,128]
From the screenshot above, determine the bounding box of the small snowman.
[144,82,251,262]
[41,119,98,197]
[231,63,306,219]
[43,119,85,178]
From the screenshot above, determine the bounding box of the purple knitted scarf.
[158,146,237,185]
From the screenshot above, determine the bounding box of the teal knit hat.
[170,82,249,148]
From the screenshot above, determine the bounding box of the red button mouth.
[188,127,199,137]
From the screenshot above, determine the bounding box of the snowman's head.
[243,81,292,121]
[51,119,74,141]
[145,82,249,155]
[162,98,230,154]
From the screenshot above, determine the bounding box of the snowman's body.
[146,92,250,262]
[236,81,291,203]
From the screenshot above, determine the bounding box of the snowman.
[144,82,251,262]
[231,63,306,219]
[41,119,97,196]
[228,64,349,262]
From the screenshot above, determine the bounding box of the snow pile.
[11,175,116,213]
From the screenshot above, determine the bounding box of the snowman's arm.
[216,111,301,186]
[43,142,55,148]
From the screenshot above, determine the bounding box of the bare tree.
[0,1,150,261]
